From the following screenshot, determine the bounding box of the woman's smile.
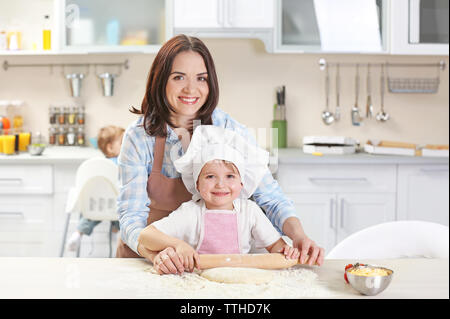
[178,96,200,105]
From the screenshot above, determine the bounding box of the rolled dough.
[200,267,274,284]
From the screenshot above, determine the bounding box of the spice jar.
[48,125,57,145]
[77,126,85,146]
[57,106,65,125]
[67,126,76,146]
[63,107,69,124]
[77,106,85,125]
[49,106,57,124]
[58,126,66,145]
[68,106,77,125]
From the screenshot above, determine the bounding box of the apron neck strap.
[152,135,166,173]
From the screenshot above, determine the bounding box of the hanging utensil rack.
[2,59,129,73]
[318,58,446,94]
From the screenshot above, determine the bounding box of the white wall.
[0,38,448,147]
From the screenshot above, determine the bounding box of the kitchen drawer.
[0,195,53,232]
[54,164,78,193]
[0,165,53,194]
[277,164,397,193]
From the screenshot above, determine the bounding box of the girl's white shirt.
[152,198,281,253]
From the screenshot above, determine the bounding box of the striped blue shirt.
[117,108,299,255]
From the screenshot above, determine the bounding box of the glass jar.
[67,126,76,146]
[68,106,77,125]
[63,107,69,124]
[77,106,85,125]
[77,126,85,146]
[57,106,65,125]
[48,125,57,145]
[58,126,66,145]
[49,106,57,124]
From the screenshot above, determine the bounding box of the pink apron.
[197,209,241,254]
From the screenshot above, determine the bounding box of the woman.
[116,34,325,274]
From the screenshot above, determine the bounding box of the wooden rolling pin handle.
[198,253,317,270]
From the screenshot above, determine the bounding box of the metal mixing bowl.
[346,264,394,296]
[28,143,46,156]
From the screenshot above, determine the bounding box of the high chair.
[60,157,120,257]
[326,220,449,259]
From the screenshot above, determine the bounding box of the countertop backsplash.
[0,38,448,148]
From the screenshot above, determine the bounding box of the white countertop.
[0,257,447,299]
[1,146,448,166]
[0,146,103,164]
[276,148,449,165]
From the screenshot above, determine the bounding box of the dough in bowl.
[200,267,275,284]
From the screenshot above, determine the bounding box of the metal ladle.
[351,64,362,126]
[366,63,374,119]
[376,65,390,122]
[321,67,334,125]
[334,63,341,121]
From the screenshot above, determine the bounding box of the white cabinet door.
[390,0,449,55]
[397,165,449,226]
[335,193,396,245]
[226,0,274,28]
[174,0,222,28]
[287,192,336,254]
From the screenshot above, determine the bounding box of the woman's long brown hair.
[130,34,219,137]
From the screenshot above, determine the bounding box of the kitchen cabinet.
[277,159,449,254]
[174,0,274,29]
[173,0,275,52]
[389,0,449,55]
[274,0,387,53]
[0,0,172,55]
[279,164,397,253]
[0,164,54,257]
[60,0,171,53]
[397,165,449,225]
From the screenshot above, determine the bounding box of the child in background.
[138,125,300,275]
[67,125,125,252]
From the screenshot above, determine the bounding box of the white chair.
[326,221,449,259]
[60,157,120,258]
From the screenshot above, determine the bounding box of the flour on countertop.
[97,265,334,298]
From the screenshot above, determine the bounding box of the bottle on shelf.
[43,15,51,51]
[77,126,85,146]
[48,125,57,145]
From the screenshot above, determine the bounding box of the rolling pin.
[198,253,317,270]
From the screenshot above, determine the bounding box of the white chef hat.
[173,125,269,201]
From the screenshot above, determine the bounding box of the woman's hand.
[174,241,200,273]
[153,247,185,275]
[292,236,325,266]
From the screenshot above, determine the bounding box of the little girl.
[138,125,300,275]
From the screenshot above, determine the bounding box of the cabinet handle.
[329,198,335,228]
[420,168,449,173]
[340,199,345,229]
[309,177,369,183]
[0,178,23,186]
[0,212,24,219]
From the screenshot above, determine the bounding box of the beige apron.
[116,135,192,258]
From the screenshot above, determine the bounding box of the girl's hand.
[153,247,185,275]
[174,241,200,273]
[281,245,300,260]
